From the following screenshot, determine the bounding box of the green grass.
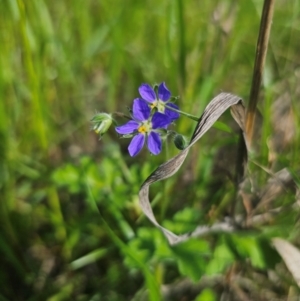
[0,0,300,300]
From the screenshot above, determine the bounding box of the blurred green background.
[1,0,300,300]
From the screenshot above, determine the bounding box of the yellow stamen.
[151,100,158,109]
[138,125,147,134]
[138,121,151,134]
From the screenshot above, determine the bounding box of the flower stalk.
[165,104,199,122]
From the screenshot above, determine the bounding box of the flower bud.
[174,134,188,150]
[91,113,113,138]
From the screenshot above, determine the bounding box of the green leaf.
[100,221,161,301]
[70,248,108,270]
[172,239,210,281]
[228,235,280,269]
[163,207,200,233]
[51,164,80,193]
[206,241,234,275]
[195,288,217,301]
[124,228,157,268]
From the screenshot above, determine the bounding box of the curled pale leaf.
[273,238,300,287]
[139,92,246,245]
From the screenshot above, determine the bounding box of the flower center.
[138,121,152,134]
[151,100,165,113]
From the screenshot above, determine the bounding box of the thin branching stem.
[112,112,132,120]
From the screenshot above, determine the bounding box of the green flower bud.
[174,134,188,150]
[91,113,113,138]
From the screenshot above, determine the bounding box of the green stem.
[166,104,233,134]
[165,104,199,122]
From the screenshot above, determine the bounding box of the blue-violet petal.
[115,120,139,134]
[147,132,162,155]
[152,112,171,129]
[132,98,151,121]
[139,83,156,102]
[128,134,145,157]
[158,82,171,101]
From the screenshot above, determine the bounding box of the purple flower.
[138,82,180,121]
[116,99,171,157]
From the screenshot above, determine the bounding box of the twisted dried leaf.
[139,92,246,245]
